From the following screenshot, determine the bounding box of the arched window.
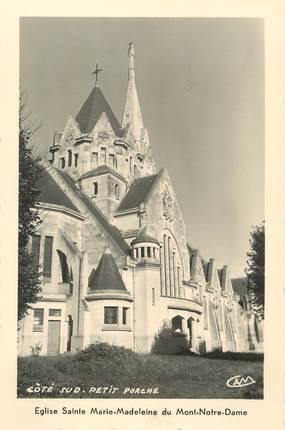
[115,184,120,200]
[68,150,72,167]
[160,231,183,298]
[93,182,98,196]
[57,250,69,283]
[172,316,184,333]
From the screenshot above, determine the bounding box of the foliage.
[18,96,43,321]
[19,101,42,248]
[74,342,137,363]
[17,344,263,399]
[245,222,265,319]
[151,322,189,355]
[29,342,43,356]
[18,249,42,321]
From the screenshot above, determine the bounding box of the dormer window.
[93,182,98,196]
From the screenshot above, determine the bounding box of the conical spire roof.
[76,86,121,135]
[88,249,127,291]
[121,43,144,141]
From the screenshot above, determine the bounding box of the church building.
[18,43,260,356]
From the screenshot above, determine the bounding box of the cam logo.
[226,375,256,388]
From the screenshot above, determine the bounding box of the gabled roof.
[56,169,130,255]
[116,173,159,212]
[38,168,80,214]
[79,165,125,182]
[88,250,127,291]
[75,86,121,135]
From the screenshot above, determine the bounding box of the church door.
[67,315,73,352]
[47,320,60,355]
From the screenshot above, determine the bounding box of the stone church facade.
[18,44,260,356]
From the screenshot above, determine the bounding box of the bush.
[74,342,137,363]
[151,322,189,355]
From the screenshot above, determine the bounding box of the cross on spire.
[91,63,103,87]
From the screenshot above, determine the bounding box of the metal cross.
[91,63,103,86]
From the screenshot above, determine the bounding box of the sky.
[20,17,264,278]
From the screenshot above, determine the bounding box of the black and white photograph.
[17,17,265,401]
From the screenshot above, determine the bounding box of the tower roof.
[121,42,144,140]
[88,249,128,291]
[76,86,121,135]
[131,233,159,246]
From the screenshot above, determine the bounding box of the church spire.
[121,42,144,141]
[128,41,135,81]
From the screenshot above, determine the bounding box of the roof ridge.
[116,172,160,213]
[79,164,126,182]
[55,168,130,255]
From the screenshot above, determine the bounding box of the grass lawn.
[17,344,263,399]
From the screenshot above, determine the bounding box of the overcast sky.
[20,17,264,278]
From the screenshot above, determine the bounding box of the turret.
[131,232,160,264]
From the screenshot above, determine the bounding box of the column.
[191,319,197,352]
[181,317,188,336]
[172,252,177,297]
[164,235,169,295]
[159,244,165,295]
[168,237,173,296]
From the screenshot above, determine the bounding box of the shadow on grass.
[200,351,264,362]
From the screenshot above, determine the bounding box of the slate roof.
[202,262,209,282]
[75,86,121,135]
[38,168,80,214]
[131,233,159,246]
[88,251,128,291]
[79,165,125,182]
[217,269,223,287]
[116,174,158,212]
[56,169,131,255]
[232,277,248,300]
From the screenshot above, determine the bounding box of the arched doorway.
[171,315,184,333]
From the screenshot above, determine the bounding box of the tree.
[18,97,43,321]
[245,222,265,319]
